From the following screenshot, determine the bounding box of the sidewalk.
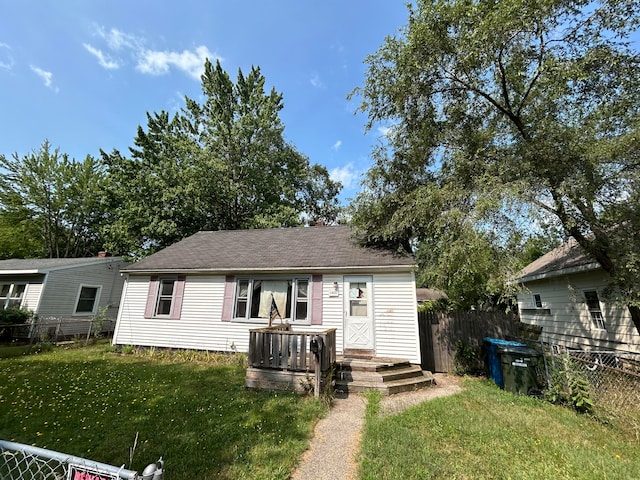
[289,374,463,480]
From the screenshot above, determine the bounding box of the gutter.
[514,261,601,284]
[120,264,415,275]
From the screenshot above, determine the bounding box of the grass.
[0,342,326,479]
[359,378,640,480]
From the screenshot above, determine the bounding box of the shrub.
[453,340,483,376]
[0,308,33,342]
[0,307,33,325]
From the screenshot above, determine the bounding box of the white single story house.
[514,238,640,354]
[113,226,422,363]
[0,255,128,339]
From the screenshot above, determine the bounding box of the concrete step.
[335,357,435,395]
[338,357,412,373]
[336,364,424,383]
[335,371,436,395]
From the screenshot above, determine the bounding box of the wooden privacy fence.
[418,310,523,373]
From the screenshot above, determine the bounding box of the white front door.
[343,276,374,350]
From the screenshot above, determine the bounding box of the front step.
[335,357,435,395]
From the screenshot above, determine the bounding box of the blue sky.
[0,1,411,203]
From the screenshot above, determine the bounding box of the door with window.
[343,276,374,351]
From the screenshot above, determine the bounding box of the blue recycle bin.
[483,337,526,388]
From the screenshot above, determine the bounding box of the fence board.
[418,311,522,372]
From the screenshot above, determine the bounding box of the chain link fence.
[546,346,640,438]
[0,440,163,480]
[0,317,116,344]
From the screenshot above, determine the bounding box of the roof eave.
[514,262,601,284]
[0,257,125,275]
[0,269,41,275]
[121,264,415,275]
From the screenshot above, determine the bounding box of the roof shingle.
[514,238,599,282]
[124,226,414,273]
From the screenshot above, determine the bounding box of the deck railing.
[248,324,336,373]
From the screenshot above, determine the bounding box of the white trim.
[121,265,414,275]
[0,282,28,309]
[153,277,177,318]
[515,262,600,284]
[532,293,543,308]
[73,284,102,316]
[343,275,374,351]
[583,289,607,331]
[0,258,125,275]
[231,274,312,325]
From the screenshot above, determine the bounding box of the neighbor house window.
[233,277,310,323]
[74,285,101,314]
[584,290,606,330]
[0,283,26,309]
[533,294,543,308]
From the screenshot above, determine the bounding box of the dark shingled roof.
[123,226,414,273]
[0,257,123,272]
[514,238,599,282]
[416,288,447,302]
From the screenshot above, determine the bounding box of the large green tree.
[351,0,640,323]
[103,60,341,258]
[0,141,108,258]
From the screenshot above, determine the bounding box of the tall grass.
[0,343,326,479]
[359,378,640,480]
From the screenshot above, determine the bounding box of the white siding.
[115,275,259,352]
[38,260,127,320]
[22,282,43,312]
[373,272,420,363]
[518,270,640,354]
[0,274,45,312]
[321,274,345,352]
[114,270,421,362]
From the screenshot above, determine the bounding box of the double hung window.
[144,276,186,320]
[0,284,26,309]
[155,279,176,316]
[233,277,310,323]
[533,294,543,308]
[75,285,101,314]
[584,290,606,330]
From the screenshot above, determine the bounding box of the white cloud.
[332,140,342,151]
[310,73,324,88]
[30,65,58,92]
[96,26,142,51]
[137,45,215,80]
[330,163,360,189]
[377,125,392,137]
[87,25,218,80]
[0,43,13,70]
[83,43,120,69]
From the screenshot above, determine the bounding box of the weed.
[544,353,594,414]
[453,340,483,376]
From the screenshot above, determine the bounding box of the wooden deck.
[245,324,337,393]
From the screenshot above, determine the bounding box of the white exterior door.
[343,276,374,350]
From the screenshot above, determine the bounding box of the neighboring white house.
[113,226,422,363]
[0,255,128,339]
[514,239,640,354]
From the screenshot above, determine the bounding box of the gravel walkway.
[289,374,463,480]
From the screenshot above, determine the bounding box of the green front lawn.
[0,343,326,479]
[359,378,640,480]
